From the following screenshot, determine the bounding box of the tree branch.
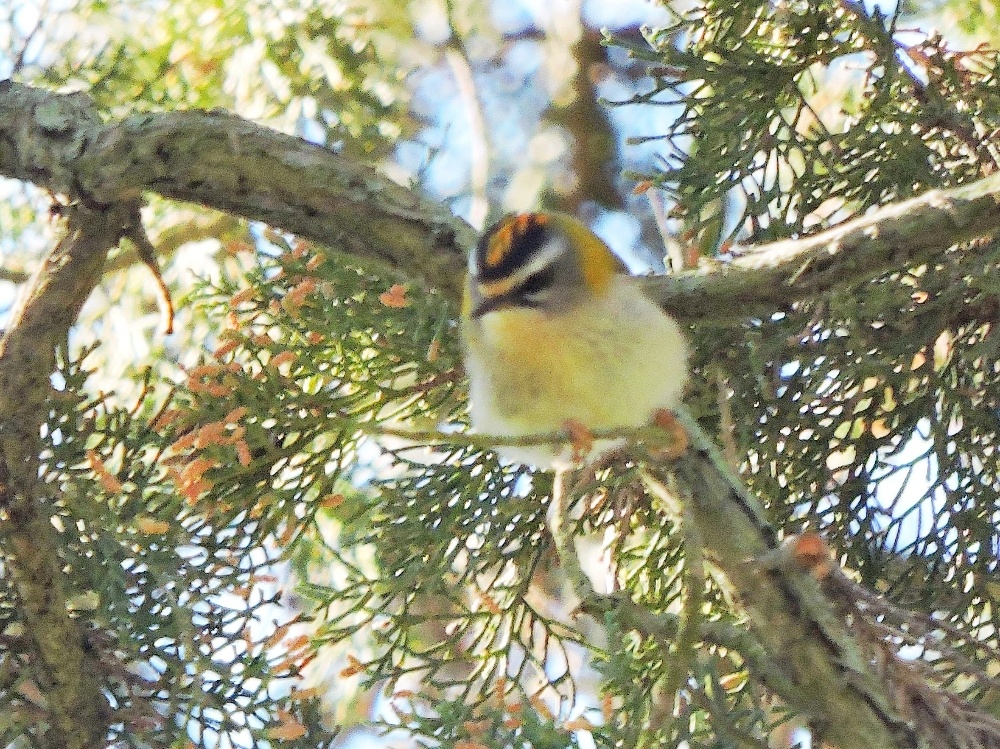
[0,80,474,302]
[0,200,135,747]
[641,174,1000,322]
[545,415,915,748]
[5,81,1000,324]
[638,408,919,749]
[5,80,1000,747]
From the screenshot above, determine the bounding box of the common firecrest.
[462,212,689,468]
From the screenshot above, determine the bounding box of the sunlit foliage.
[2,0,1000,747]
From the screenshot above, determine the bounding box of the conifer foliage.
[1,1,1000,748]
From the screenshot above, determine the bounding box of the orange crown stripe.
[484,224,512,269]
[484,213,549,269]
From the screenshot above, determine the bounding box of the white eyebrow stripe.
[495,237,565,286]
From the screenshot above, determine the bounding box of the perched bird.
[462,212,689,468]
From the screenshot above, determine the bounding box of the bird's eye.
[518,267,556,299]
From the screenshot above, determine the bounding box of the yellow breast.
[462,276,688,466]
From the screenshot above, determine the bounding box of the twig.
[658,504,705,736]
[122,213,175,333]
[576,587,800,703]
[9,1,46,76]
[547,469,597,601]
[647,188,686,273]
[443,10,489,230]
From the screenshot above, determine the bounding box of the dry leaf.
[135,516,171,535]
[379,284,410,308]
[320,493,345,510]
[266,721,307,741]
[340,654,365,677]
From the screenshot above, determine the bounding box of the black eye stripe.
[517,266,556,296]
[475,214,549,283]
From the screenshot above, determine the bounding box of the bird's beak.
[470,293,510,319]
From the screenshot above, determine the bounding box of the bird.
[461,212,689,468]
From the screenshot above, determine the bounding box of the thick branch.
[0,201,133,748]
[546,417,919,748]
[640,409,918,749]
[4,81,1000,320]
[0,80,473,300]
[0,80,102,195]
[3,81,998,747]
[641,175,1000,321]
[76,111,474,300]
[655,472,912,747]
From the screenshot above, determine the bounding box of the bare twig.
[647,188,687,273]
[443,17,489,229]
[121,214,175,333]
[9,1,46,76]
[105,212,243,274]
